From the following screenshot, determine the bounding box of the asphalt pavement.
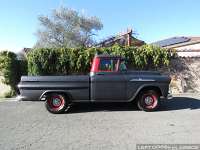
[0,94,200,150]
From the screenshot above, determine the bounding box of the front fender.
[128,83,163,102]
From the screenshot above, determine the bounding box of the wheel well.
[138,86,162,97]
[40,91,71,101]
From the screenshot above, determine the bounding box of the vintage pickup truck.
[18,55,171,113]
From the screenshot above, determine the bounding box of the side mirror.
[119,62,127,72]
[120,68,127,72]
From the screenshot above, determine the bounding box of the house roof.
[152,36,200,48]
[95,28,144,47]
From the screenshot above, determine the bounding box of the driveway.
[0,94,200,150]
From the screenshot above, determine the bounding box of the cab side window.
[99,59,118,71]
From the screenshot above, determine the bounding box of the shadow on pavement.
[67,102,138,114]
[160,96,200,111]
[67,96,200,114]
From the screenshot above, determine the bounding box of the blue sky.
[1,0,200,52]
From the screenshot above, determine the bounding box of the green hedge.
[0,45,170,97]
[27,44,170,75]
[0,51,27,96]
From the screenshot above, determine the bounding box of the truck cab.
[90,55,128,101]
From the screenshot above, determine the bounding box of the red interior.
[90,56,121,73]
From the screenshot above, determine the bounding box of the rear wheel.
[45,93,69,114]
[137,90,160,112]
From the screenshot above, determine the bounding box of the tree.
[35,7,103,48]
[0,51,28,97]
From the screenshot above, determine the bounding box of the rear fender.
[39,90,72,101]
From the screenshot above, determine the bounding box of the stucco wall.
[176,51,200,57]
[176,43,200,50]
[175,43,200,57]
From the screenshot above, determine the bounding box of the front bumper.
[160,93,173,100]
[167,93,173,99]
[16,95,27,101]
[160,86,173,100]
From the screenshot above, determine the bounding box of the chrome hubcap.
[144,96,153,105]
[52,98,61,107]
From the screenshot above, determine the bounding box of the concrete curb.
[0,98,19,102]
[173,93,200,96]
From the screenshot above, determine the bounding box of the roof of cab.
[95,54,124,59]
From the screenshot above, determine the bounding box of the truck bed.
[18,75,90,101]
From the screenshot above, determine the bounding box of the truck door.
[90,58,126,101]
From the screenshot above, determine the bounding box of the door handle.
[96,72,104,75]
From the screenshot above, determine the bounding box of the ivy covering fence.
[0,44,171,97]
[27,44,170,75]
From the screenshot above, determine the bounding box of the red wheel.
[45,93,69,114]
[137,90,160,111]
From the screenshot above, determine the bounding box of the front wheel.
[45,93,69,114]
[137,90,160,112]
